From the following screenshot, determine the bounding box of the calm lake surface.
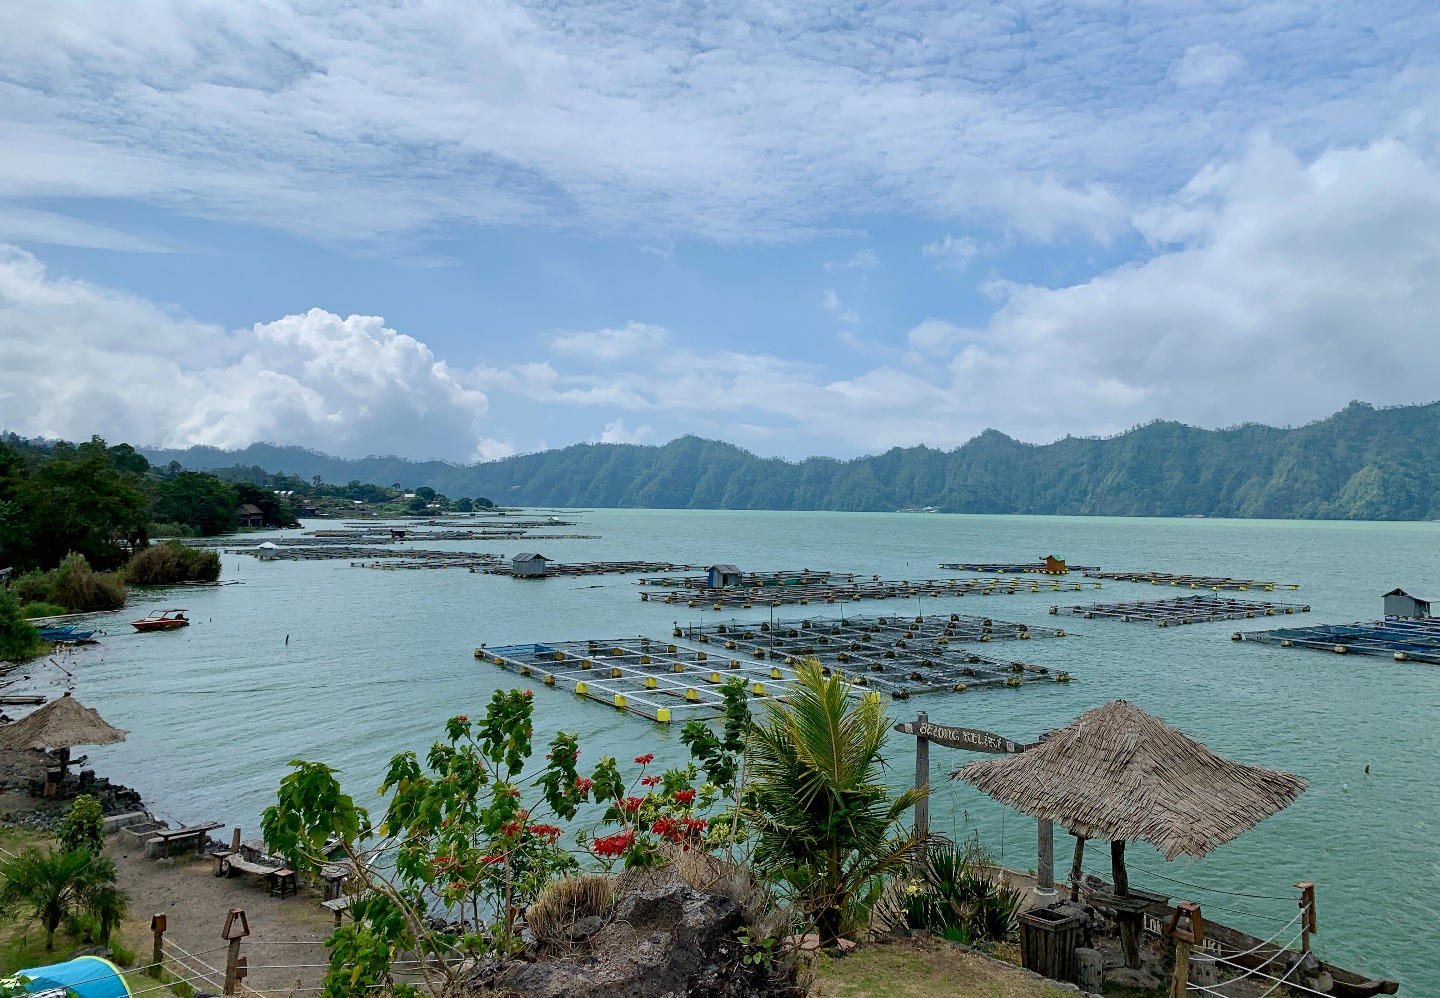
[24,511,1440,990]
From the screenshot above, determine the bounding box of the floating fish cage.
[477,613,1072,724]
[1235,617,1440,663]
[1052,594,1310,627]
[641,576,1100,610]
[1082,570,1298,591]
[938,562,1099,575]
[483,560,699,577]
[640,570,833,588]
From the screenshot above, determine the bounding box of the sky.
[2,2,1440,463]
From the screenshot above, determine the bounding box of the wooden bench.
[216,852,296,898]
[321,890,369,927]
[151,822,225,857]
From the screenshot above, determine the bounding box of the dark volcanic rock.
[487,882,792,998]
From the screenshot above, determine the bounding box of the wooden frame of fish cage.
[937,562,1100,575]
[1081,570,1299,591]
[477,613,1073,724]
[1235,616,1440,663]
[640,576,1102,610]
[483,560,701,577]
[639,570,834,588]
[1051,594,1310,627]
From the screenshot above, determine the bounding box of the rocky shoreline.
[0,745,147,831]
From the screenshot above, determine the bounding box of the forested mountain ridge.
[139,401,1440,520]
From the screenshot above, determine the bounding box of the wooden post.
[231,827,242,853]
[222,908,250,996]
[1112,839,1140,970]
[1296,881,1317,952]
[913,711,929,861]
[1069,834,1086,901]
[234,956,248,994]
[149,913,166,979]
[1166,901,1204,998]
[1036,818,1055,896]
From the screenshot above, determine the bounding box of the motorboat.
[131,609,190,632]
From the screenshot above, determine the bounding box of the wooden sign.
[893,720,1029,753]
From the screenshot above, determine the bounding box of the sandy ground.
[109,842,336,996]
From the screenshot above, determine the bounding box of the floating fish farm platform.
[477,612,1072,724]
[1082,570,1299,591]
[484,560,700,577]
[640,576,1101,609]
[938,561,1100,575]
[1236,617,1440,662]
[1052,594,1310,627]
[640,570,832,588]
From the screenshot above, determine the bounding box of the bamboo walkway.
[1083,570,1299,591]
[938,561,1100,575]
[484,560,701,578]
[1052,594,1310,627]
[1237,616,1440,662]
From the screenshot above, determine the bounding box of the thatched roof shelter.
[0,692,127,752]
[954,700,1305,860]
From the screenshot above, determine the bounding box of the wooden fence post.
[149,914,166,979]
[222,908,251,996]
[1296,881,1317,952]
[1036,818,1055,896]
[913,711,929,865]
[1166,901,1204,998]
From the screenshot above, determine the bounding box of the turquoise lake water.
[20,511,1439,990]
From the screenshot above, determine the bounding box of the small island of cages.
[639,575,1100,610]
[1081,570,1300,591]
[1051,594,1310,627]
[477,612,1073,724]
[1235,616,1440,663]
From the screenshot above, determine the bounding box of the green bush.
[10,571,52,606]
[125,540,221,586]
[904,835,1023,944]
[19,602,69,619]
[148,522,199,539]
[58,795,106,857]
[47,553,126,612]
[0,590,46,661]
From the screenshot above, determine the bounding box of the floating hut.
[511,552,552,577]
[707,564,743,588]
[939,556,1098,575]
[1382,588,1431,619]
[955,701,1305,971]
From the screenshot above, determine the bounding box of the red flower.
[681,817,707,833]
[454,715,469,723]
[501,820,524,837]
[621,796,645,813]
[672,788,697,805]
[634,753,655,765]
[528,823,564,842]
[480,854,505,865]
[641,775,662,787]
[575,777,594,793]
[590,830,637,858]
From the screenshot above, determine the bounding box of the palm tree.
[0,847,128,950]
[743,660,927,941]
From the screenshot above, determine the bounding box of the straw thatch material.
[954,700,1304,860]
[0,692,127,752]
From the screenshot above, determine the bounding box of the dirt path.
[110,842,336,996]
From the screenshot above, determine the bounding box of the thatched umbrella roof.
[953,700,1304,860]
[0,692,127,752]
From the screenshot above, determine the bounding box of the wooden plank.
[893,720,1029,753]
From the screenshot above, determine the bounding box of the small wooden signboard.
[893,720,1030,754]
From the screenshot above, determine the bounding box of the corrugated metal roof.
[513,552,551,562]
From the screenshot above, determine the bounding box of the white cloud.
[823,289,860,323]
[597,419,654,444]
[825,249,880,271]
[1171,44,1245,88]
[550,322,667,361]
[922,234,981,271]
[0,247,491,460]
[0,3,1429,245]
[906,319,965,356]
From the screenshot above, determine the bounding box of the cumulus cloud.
[0,247,491,460]
[550,323,667,361]
[922,234,981,271]
[597,419,654,444]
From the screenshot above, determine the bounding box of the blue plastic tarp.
[18,956,131,998]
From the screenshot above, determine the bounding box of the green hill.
[139,401,1440,520]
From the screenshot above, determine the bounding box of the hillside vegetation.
[139,401,1440,520]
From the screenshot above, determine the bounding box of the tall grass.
[125,540,221,586]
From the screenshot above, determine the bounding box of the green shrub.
[10,570,52,606]
[0,590,46,661]
[904,836,1023,944]
[58,795,106,857]
[125,540,221,586]
[148,522,199,539]
[47,553,126,612]
[20,602,69,619]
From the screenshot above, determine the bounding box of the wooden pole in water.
[1037,818,1055,897]
[913,712,929,865]
[1069,834,1086,902]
